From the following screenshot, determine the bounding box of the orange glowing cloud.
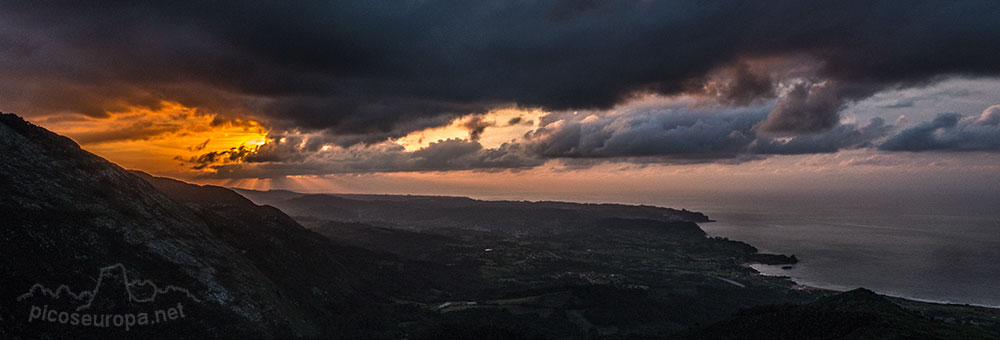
[393,107,544,151]
[35,101,269,179]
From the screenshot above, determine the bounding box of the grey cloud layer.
[526,104,891,160]
[2,1,1000,139]
[199,139,543,178]
[194,101,897,177]
[880,106,1000,152]
[189,99,1000,177]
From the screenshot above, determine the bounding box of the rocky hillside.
[672,288,996,340]
[0,113,425,339]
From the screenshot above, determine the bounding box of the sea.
[378,185,1000,307]
[647,190,1000,307]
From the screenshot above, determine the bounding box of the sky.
[1,1,999,201]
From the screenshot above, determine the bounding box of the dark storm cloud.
[520,101,893,166]
[751,117,891,154]
[689,63,776,107]
[461,116,495,141]
[528,109,765,159]
[758,81,883,134]
[2,0,1000,140]
[879,106,1000,152]
[177,145,257,170]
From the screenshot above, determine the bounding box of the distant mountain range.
[2,112,997,339]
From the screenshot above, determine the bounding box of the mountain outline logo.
[17,263,201,311]
[17,263,202,330]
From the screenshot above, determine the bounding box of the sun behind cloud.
[36,101,269,179]
[393,107,543,151]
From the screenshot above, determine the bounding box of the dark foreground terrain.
[2,112,998,339]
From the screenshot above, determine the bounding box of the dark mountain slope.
[310,220,465,263]
[134,173,261,210]
[132,171,469,304]
[0,113,425,339]
[672,288,995,340]
[228,188,305,206]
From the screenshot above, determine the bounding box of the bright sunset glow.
[393,107,544,151]
[35,101,269,178]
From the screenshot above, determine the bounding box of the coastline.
[696,205,1000,311]
[749,263,1000,309]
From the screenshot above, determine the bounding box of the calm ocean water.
[652,191,1000,307]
